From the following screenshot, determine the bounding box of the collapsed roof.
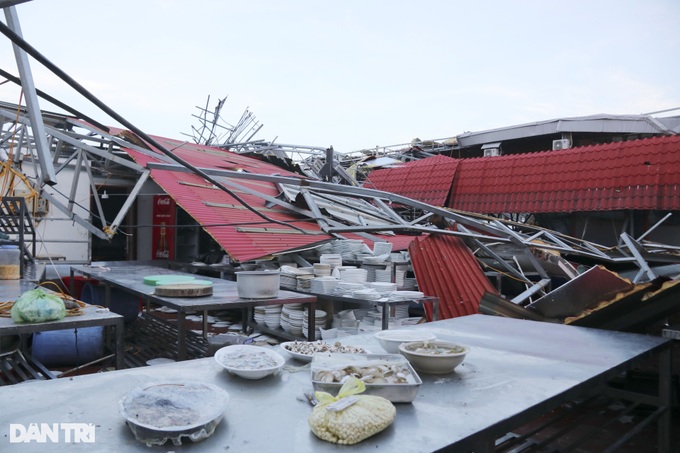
[1,3,679,333]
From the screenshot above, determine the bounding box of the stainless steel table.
[70,262,318,360]
[0,280,125,369]
[0,314,671,452]
[314,292,440,329]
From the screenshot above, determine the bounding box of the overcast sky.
[2,0,679,153]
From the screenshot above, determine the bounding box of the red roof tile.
[449,135,680,213]
[409,234,497,320]
[364,155,459,206]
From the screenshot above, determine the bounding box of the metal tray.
[310,353,422,403]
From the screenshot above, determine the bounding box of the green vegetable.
[10,288,66,323]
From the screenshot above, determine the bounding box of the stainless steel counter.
[0,314,671,452]
[70,262,318,359]
[0,280,125,369]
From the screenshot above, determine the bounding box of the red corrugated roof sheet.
[123,134,416,262]
[409,234,497,320]
[449,135,680,213]
[125,139,328,262]
[363,155,459,206]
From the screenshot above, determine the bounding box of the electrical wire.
[0,21,306,233]
[0,67,109,131]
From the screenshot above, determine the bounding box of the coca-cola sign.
[152,195,175,260]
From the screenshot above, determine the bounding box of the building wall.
[135,180,162,261]
[18,166,90,261]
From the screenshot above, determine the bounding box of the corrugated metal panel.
[128,146,328,262]
[125,138,416,261]
[449,135,680,213]
[409,234,497,320]
[364,155,459,206]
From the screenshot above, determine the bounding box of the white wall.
[135,180,163,261]
[19,166,91,261]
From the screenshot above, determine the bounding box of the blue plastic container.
[81,282,139,323]
[32,327,104,367]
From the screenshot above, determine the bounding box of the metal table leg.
[115,317,124,370]
[306,302,316,340]
[177,312,187,361]
[657,344,672,452]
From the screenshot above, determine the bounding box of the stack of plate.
[375,268,393,283]
[310,276,339,294]
[279,266,314,290]
[302,309,327,339]
[394,264,412,286]
[313,263,332,276]
[263,305,283,329]
[352,288,381,300]
[360,264,383,282]
[368,282,398,295]
[362,309,408,327]
[332,309,360,329]
[332,239,366,260]
[253,306,266,325]
[391,304,410,319]
[388,290,424,301]
[281,304,305,336]
[319,254,342,271]
[339,268,368,283]
[333,281,365,296]
[363,255,389,265]
[296,275,314,292]
[280,272,298,290]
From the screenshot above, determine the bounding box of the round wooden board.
[154,283,214,297]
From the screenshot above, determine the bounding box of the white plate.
[279,341,316,362]
[214,345,285,379]
[145,358,176,366]
[279,341,368,362]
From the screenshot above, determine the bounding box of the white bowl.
[373,329,437,354]
[398,340,469,374]
[214,345,285,379]
[119,381,229,446]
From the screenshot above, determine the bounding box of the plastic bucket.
[235,271,280,299]
[32,327,104,367]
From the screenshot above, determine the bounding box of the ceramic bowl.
[398,340,469,374]
[373,329,437,354]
